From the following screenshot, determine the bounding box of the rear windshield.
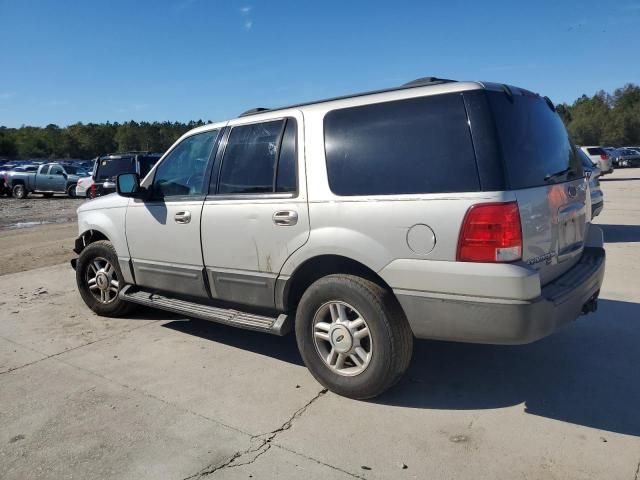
[95,157,135,181]
[487,91,581,189]
[324,93,480,196]
[587,147,604,155]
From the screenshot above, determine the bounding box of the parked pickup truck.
[6,163,85,199]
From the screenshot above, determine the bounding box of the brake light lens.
[457,202,522,262]
[600,153,609,160]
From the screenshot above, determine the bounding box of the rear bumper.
[395,244,605,345]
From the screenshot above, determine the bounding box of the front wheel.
[12,184,27,199]
[295,274,413,399]
[75,240,136,317]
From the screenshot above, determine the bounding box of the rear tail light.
[89,183,96,198]
[600,153,609,160]
[457,202,522,262]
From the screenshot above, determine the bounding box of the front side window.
[153,130,218,198]
[49,165,64,175]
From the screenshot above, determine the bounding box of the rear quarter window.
[323,93,480,196]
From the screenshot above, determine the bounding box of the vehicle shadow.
[376,298,640,437]
[598,224,640,243]
[161,298,640,436]
[163,318,304,366]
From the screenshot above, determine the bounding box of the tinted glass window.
[39,165,50,174]
[138,156,160,178]
[218,120,284,194]
[324,94,479,196]
[276,119,297,193]
[487,91,581,189]
[153,130,218,197]
[587,147,603,155]
[50,165,64,175]
[96,157,135,181]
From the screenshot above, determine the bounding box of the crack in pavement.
[0,320,160,376]
[634,459,640,480]
[183,388,329,479]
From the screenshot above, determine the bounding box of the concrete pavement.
[1,169,639,479]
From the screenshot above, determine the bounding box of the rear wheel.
[12,184,27,199]
[67,184,77,198]
[295,274,413,399]
[75,240,135,317]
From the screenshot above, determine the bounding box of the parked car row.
[1,162,89,198]
[609,147,640,168]
[0,152,161,199]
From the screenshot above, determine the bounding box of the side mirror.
[116,173,142,197]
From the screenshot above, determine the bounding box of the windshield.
[95,157,136,182]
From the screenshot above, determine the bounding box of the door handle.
[273,210,298,226]
[174,211,191,224]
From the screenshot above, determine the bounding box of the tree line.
[0,120,209,160]
[1,83,639,160]
[557,83,640,147]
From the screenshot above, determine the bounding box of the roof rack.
[239,107,270,117]
[402,77,456,87]
[238,76,458,117]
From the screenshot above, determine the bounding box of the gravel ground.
[0,195,85,229]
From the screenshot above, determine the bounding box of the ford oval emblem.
[567,185,577,198]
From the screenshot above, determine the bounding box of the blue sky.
[1,0,639,127]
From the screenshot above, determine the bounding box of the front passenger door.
[125,130,220,298]
[47,165,68,192]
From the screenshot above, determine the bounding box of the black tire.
[295,274,413,399]
[42,193,54,198]
[67,184,77,198]
[75,240,136,317]
[12,184,27,199]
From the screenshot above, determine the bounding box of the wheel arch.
[74,229,110,255]
[279,254,398,314]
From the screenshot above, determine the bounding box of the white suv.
[72,78,605,398]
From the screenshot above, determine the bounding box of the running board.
[119,285,292,336]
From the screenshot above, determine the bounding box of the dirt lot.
[0,195,83,274]
[0,194,84,229]
[1,170,639,479]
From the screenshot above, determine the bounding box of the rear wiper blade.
[544,167,573,182]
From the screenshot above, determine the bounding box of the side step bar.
[119,285,292,336]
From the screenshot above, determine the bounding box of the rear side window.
[324,94,479,196]
[587,147,603,156]
[487,91,581,189]
[39,165,50,174]
[217,118,297,195]
[276,119,297,193]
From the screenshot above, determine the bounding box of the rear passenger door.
[201,112,309,309]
